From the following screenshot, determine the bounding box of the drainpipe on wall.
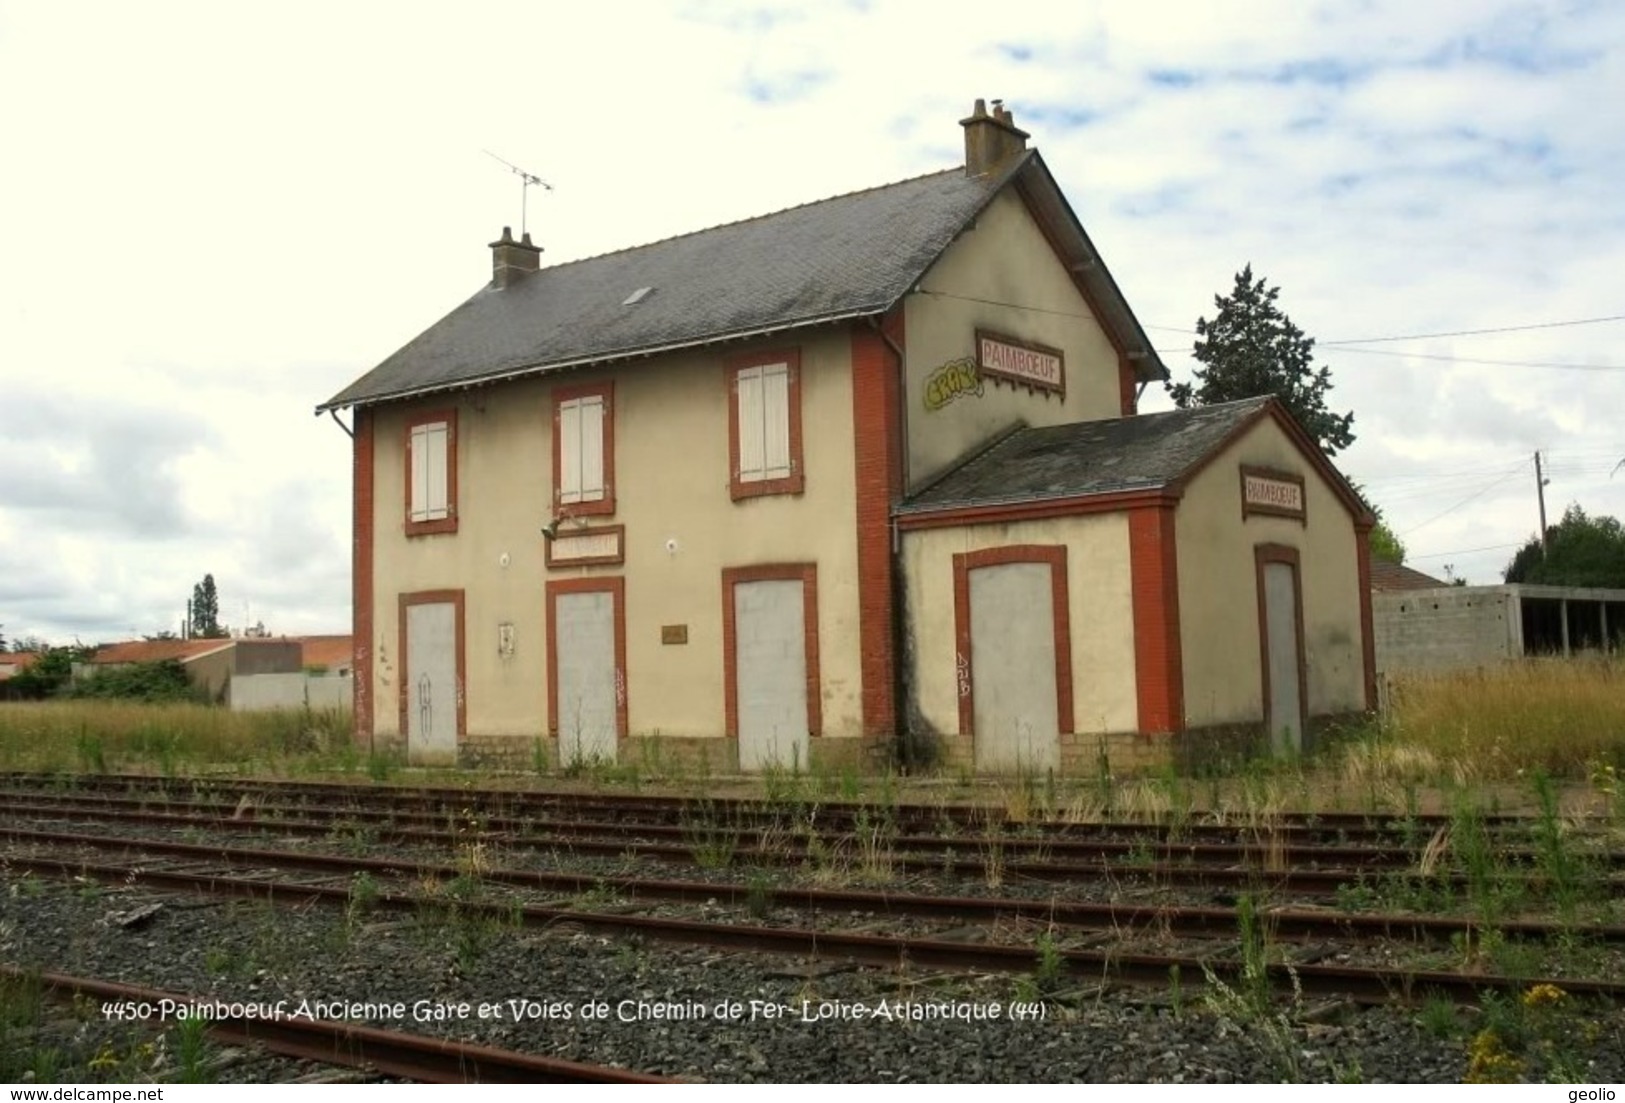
[867,314,911,496]
[866,313,913,767]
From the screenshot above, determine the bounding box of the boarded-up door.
[405,600,458,758]
[970,563,1060,771]
[735,578,810,771]
[554,589,619,764]
[1262,558,1305,755]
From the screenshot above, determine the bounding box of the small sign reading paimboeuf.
[976,330,1065,397]
[1240,466,1306,522]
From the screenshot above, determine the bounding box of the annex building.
[319,100,1376,773]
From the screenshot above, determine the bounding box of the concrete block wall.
[1373,588,1517,675]
[230,672,354,712]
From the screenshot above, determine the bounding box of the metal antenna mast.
[484,150,552,237]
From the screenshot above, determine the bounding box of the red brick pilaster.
[1354,519,1377,711]
[1118,352,1138,416]
[1129,502,1184,733]
[851,312,905,749]
[352,406,375,745]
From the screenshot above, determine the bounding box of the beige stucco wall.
[902,189,1125,490]
[1175,418,1365,727]
[900,514,1138,742]
[368,327,863,744]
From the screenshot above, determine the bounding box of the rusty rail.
[0,965,667,1083]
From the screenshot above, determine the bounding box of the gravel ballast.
[6,877,1624,1083]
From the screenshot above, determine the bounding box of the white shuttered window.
[409,421,450,521]
[558,395,607,504]
[736,362,792,482]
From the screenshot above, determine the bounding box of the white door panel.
[556,590,618,763]
[735,579,809,772]
[970,563,1060,771]
[406,601,457,758]
[1263,561,1304,754]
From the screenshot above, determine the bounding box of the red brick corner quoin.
[1128,503,1184,734]
[850,314,904,748]
[352,407,375,744]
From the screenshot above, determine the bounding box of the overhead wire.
[1399,468,1528,537]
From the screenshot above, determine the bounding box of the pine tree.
[1169,265,1356,457]
[188,574,226,639]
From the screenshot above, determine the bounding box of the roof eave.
[314,301,899,414]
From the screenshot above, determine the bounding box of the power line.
[1399,469,1526,537]
[1152,342,1625,372]
[1321,314,1625,346]
[1146,312,1625,344]
[1328,346,1625,372]
[1408,542,1523,561]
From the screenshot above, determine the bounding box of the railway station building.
[319,100,1376,773]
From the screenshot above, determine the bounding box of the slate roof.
[320,150,1167,411]
[898,398,1274,513]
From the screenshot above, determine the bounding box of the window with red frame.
[729,351,803,500]
[553,382,615,516]
[405,411,457,535]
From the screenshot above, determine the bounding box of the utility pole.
[1535,451,1550,557]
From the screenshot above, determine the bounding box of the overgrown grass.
[0,701,354,775]
[1384,657,1625,777]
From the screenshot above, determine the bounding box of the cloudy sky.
[2,0,1622,646]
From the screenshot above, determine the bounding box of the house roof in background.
[319,151,1168,412]
[90,639,237,665]
[0,652,37,669]
[1370,561,1450,592]
[898,397,1274,513]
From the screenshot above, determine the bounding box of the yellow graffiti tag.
[924,357,984,411]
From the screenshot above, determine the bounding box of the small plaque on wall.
[662,624,688,645]
[545,524,626,568]
[1240,466,1307,522]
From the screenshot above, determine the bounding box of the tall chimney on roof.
[960,97,1030,177]
[489,226,542,289]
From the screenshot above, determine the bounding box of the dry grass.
[1384,657,1625,777]
[0,699,356,774]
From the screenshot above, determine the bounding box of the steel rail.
[6,823,1620,946]
[4,801,1596,896]
[0,964,667,1083]
[0,801,1500,894]
[0,771,1555,832]
[0,789,1522,869]
[10,852,1622,1006]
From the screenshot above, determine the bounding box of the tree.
[1504,504,1625,587]
[1169,265,1356,457]
[6,645,88,699]
[1369,520,1406,565]
[0,624,6,652]
[188,574,227,639]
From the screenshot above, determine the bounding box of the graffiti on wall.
[923,357,984,412]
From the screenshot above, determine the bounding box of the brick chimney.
[959,98,1030,177]
[489,226,542,289]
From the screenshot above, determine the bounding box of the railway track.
[6,825,1622,1007]
[7,790,1620,902]
[0,770,1562,840]
[0,965,667,1083]
[5,822,1621,946]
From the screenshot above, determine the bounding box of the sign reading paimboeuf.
[976,330,1065,397]
[1240,466,1307,522]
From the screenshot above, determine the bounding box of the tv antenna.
[484,150,552,237]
